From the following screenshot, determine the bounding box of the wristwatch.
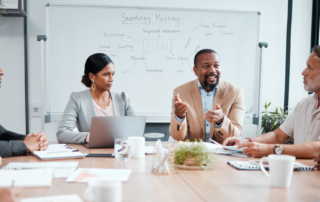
[274,144,283,155]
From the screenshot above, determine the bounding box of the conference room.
[1,0,320,201]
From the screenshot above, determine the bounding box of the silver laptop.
[83,116,147,148]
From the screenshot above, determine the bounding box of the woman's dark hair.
[81,53,113,87]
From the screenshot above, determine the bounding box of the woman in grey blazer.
[56,53,135,144]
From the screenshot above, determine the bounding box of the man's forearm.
[282,141,320,159]
[252,131,282,144]
[252,128,290,144]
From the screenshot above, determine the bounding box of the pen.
[209,138,221,145]
[11,179,14,187]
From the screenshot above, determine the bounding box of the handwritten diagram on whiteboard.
[47,6,260,118]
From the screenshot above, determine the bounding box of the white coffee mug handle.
[84,186,95,202]
[259,157,270,178]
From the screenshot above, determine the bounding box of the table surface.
[1,142,320,202]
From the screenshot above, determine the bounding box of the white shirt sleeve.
[279,109,295,138]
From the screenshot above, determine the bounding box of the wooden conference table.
[1,142,320,202]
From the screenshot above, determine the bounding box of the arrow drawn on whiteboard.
[188,45,200,57]
[132,62,137,68]
[127,35,141,44]
[181,61,185,68]
[107,38,113,44]
[187,61,192,68]
[141,52,149,56]
[143,61,148,68]
[172,27,198,41]
[170,51,174,56]
[120,38,123,42]
[158,34,160,38]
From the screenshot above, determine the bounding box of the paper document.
[145,146,168,154]
[224,145,245,152]
[21,194,83,202]
[66,168,132,183]
[34,151,85,160]
[45,144,70,151]
[32,144,85,160]
[228,160,314,170]
[2,162,78,178]
[0,169,53,187]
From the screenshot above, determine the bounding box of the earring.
[91,81,96,90]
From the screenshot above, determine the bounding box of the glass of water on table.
[114,139,131,160]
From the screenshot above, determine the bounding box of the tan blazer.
[169,79,245,143]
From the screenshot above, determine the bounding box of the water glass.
[114,139,130,161]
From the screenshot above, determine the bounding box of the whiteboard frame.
[45,4,261,123]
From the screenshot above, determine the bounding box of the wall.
[25,0,312,142]
[0,17,26,134]
[288,0,312,112]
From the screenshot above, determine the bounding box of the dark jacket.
[0,124,28,157]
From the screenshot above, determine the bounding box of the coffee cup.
[128,136,145,158]
[259,154,295,187]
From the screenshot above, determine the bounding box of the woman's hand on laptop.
[86,133,90,143]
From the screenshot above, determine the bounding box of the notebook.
[33,144,86,160]
[2,162,79,178]
[0,169,53,187]
[228,160,314,171]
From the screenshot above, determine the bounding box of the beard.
[304,73,320,92]
[204,73,219,91]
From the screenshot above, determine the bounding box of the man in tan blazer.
[169,49,245,143]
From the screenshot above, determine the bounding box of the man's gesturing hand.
[174,93,189,119]
[204,104,224,124]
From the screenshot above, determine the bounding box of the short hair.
[312,45,320,58]
[81,53,113,87]
[194,49,218,67]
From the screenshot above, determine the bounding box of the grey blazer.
[56,89,135,144]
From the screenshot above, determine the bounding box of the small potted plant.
[174,140,216,170]
[261,102,293,144]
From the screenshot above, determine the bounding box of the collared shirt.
[175,79,222,142]
[280,93,320,144]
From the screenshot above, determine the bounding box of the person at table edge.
[169,49,245,143]
[223,45,320,159]
[0,68,49,157]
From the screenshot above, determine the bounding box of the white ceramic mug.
[259,154,295,187]
[84,181,122,202]
[128,136,145,158]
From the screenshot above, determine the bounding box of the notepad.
[21,194,83,202]
[0,169,53,187]
[66,168,132,183]
[33,151,86,160]
[228,161,314,171]
[33,144,86,160]
[2,162,78,178]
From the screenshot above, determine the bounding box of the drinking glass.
[114,139,130,161]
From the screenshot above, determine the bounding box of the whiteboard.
[46,5,260,120]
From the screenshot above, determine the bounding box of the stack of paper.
[0,169,53,187]
[33,144,86,160]
[66,168,132,183]
[2,162,79,178]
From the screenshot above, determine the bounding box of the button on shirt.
[280,93,320,144]
[175,79,222,142]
